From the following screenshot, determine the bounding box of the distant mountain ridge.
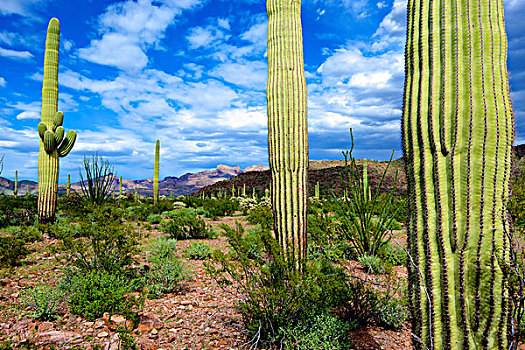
[0,164,268,197]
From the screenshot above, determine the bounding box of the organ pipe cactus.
[14,170,17,198]
[267,0,308,270]
[37,18,76,225]
[153,140,159,203]
[402,0,514,348]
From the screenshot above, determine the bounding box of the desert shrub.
[358,255,388,274]
[57,192,89,219]
[185,242,212,260]
[379,243,407,266]
[0,196,37,228]
[203,198,238,217]
[375,295,409,329]
[207,222,351,347]
[22,284,64,320]
[246,204,273,230]
[56,206,140,274]
[281,312,353,350]
[0,225,39,267]
[160,212,212,240]
[147,214,163,224]
[144,238,187,297]
[172,201,186,210]
[238,197,258,214]
[63,269,142,321]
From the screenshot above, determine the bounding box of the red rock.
[33,330,82,346]
[138,312,163,332]
[37,321,53,333]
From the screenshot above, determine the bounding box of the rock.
[138,312,163,332]
[97,331,109,338]
[150,329,158,335]
[110,315,126,324]
[94,320,104,329]
[33,330,82,346]
[37,321,53,333]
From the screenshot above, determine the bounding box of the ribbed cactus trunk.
[119,176,123,196]
[267,0,308,270]
[37,18,76,225]
[66,174,70,196]
[314,181,319,199]
[14,170,17,198]
[402,0,514,349]
[153,140,159,203]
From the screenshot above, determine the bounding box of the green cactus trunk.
[242,184,246,197]
[14,170,17,198]
[267,0,308,270]
[134,185,138,201]
[119,176,123,196]
[153,140,159,203]
[402,0,514,348]
[66,174,70,196]
[37,18,76,225]
[231,184,235,198]
[252,188,256,198]
[26,184,30,198]
[314,181,319,199]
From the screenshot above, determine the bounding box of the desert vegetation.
[0,0,522,349]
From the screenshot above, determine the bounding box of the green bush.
[0,225,39,267]
[358,255,388,274]
[246,204,273,230]
[22,283,64,320]
[147,214,163,224]
[145,238,187,297]
[184,242,212,260]
[203,198,238,217]
[0,196,37,228]
[281,312,352,350]
[56,206,140,274]
[160,213,212,240]
[375,296,409,329]
[63,270,141,321]
[379,243,407,266]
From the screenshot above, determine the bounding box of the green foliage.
[281,312,352,350]
[58,192,89,219]
[22,283,64,320]
[375,295,409,329]
[207,222,353,347]
[0,225,39,267]
[358,255,388,274]
[144,238,187,297]
[246,203,273,230]
[335,130,399,258]
[55,206,140,274]
[379,243,407,267]
[146,214,162,224]
[202,198,238,217]
[79,154,115,205]
[184,242,212,260]
[160,210,212,240]
[63,269,141,321]
[0,196,37,228]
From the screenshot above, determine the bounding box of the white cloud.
[0,47,33,60]
[16,111,39,120]
[211,60,267,89]
[78,0,201,71]
[0,0,46,17]
[186,25,230,50]
[0,77,5,87]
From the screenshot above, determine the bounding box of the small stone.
[94,320,104,329]
[97,331,109,338]
[150,328,158,335]
[38,321,53,333]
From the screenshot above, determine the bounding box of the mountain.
[0,164,268,197]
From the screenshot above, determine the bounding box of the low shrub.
[203,198,238,217]
[147,214,163,224]
[22,283,64,320]
[184,242,212,260]
[246,204,273,230]
[375,295,409,329]
[358,255,388,274]
[0,225,38,267]
[63,269,142,321]
[281,312,353,350]
[160,214,212,240]
[379,243,407,267]
[144,238,187,297]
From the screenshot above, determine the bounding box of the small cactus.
[66,174,71,195]
[14,170,17,198]
[119,176,123,196]
[153,140,160,203]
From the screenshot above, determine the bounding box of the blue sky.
[0,0,523,182]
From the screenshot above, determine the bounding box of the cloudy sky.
[0,0,523,182]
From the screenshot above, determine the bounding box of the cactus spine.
[37,18,76,225]
[153,140,159,203]
[14,170,17,198]
[267,0,308,269]
[402,0,514,348]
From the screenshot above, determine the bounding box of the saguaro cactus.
[402,0,514,348]
[14,170,17,198]
[119,176,123,196]
[267,0,308,269]
[314,181,319,199]
[66,174,71,196]
[153,140,159,203]
[37,18,76,225]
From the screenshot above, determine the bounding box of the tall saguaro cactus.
[66,174,70,196]
[38,18,76,225]
[14,170,18,198]
[402,0,514,348]
[267,0,308,269]
[153,140,160,203]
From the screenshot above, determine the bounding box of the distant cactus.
[242,184,246,197]
[37,18,76,225]
[14,170,17,198]
[134,185,138,201]
[402,0,514,348]
[153,140,159,203]
[119,176,123,196]
[231,184,235,198]
[314,181,319,199]
[267,0,308,270]
[66,174,71,195]
[26,184,30,197]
